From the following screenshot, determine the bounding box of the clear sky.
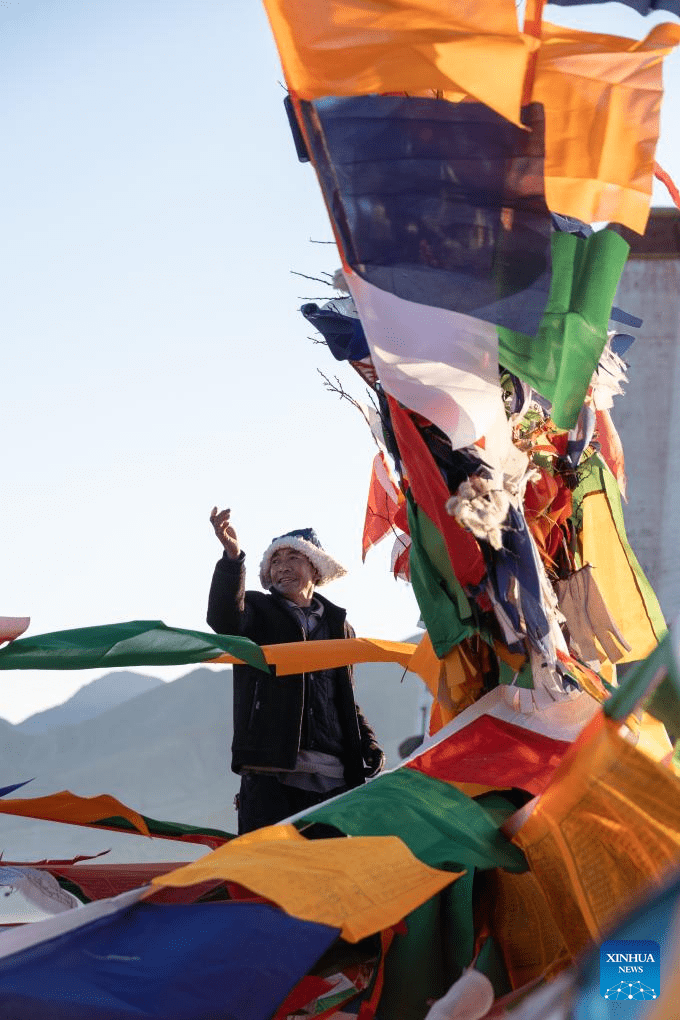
[1,0,679,723]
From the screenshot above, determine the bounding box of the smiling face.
[269,546,317,606]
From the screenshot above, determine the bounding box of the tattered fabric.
[572,455,666,662]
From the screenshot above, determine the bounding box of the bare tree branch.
[290,270,334,286]
[317,370,388,459]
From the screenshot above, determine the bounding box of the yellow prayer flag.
[262,0,539,126]
[514,714,680,958]
[579,490,662,663]
[151,825,461,943]
[475,869,572,988]
[533,22,680,234]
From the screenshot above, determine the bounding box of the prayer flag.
[0,619,267,672]
[0,779,33,798]
[573,455,666,663]
[533,21,680,233]
[301,297,369,362]
[0,790,232,848]
[389,399,486,589]
[151,824,459,943]
[299,96,552,336]
[513,713,680,957]
[0,620,419,682]
[216,636,417,675]
[498,230,630,430]
[263,0,540,126]
[299,767,527,873]
[407,713,572,797]
[0,897,338,1020]
[362,451,403,560]
[348,271,505,450]
[406,496,477,659]
[0,617,30,643]
[605,627,680,739]
[548,0,679,19]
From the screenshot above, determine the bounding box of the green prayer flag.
[96,814,233,846]
[605,629,680,738]
[0,620,268,672]
[407,493,476,658]
[299,768,527,873]
[380,894,447,1020]
[301,774,525,1019]
[498,230,630,429]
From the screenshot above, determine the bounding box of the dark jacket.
[207,552,373,790]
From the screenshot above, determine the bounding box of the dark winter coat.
[207,552,375,790]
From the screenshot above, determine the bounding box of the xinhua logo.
[600,939,660,1001]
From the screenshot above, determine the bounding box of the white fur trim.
[259,536,347,589]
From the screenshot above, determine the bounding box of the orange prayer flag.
[0,790,150,837]
[513,714,680,957]
[475,869,571,988]
[262,0,540,127]
[209,636,418,676]
[532,21,680,234]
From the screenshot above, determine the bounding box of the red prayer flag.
[407,713,571,796]
[388,396,485,587]
[362,452,403,560]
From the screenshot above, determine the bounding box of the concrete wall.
[612,253,680,624]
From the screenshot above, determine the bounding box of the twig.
[317,370,386,458]
[290,270,334,286]
[318,370,363,407]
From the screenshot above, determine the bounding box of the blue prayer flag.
[0,779,33,798]
[0,901,338,1020]
[301,298,370,361]
[300,95,552,335]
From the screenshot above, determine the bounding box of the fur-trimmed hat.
[259,528,347,589]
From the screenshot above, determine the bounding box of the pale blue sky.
[1,0,679,722]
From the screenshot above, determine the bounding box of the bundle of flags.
[280,0,675,724]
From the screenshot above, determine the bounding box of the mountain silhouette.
[17,671,164,734]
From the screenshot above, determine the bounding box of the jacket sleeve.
[356,705,385,777]
[207,551,254,636]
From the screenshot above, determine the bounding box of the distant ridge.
[17,671,164,734]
